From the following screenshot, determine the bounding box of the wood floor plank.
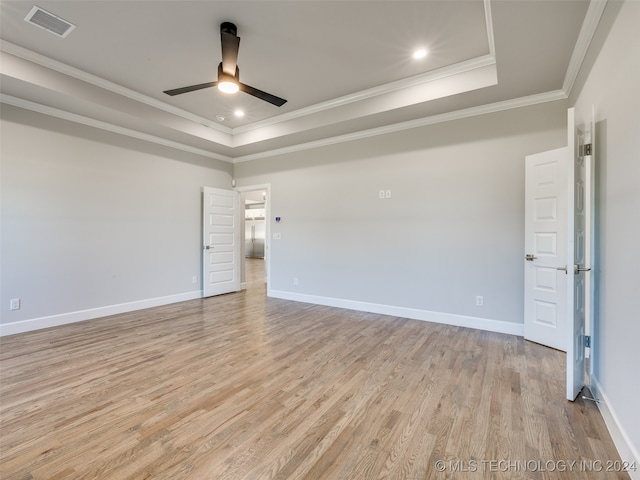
[0,259,629,479]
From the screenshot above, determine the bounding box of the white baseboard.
[590,376,640,480]
[0,290,203,337]
[268,290,524,336]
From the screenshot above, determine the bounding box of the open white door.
[524,147,569,351]
[566,108,593,401]
[202,186,240,297]
[524,109,593,400]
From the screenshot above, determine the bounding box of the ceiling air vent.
[24,6,76,38]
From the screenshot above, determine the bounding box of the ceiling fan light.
[218,81,239,94]
[217,68,240,94]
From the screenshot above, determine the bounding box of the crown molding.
[0,40,231,135]
[1,39,494,149]
[562,0,608,95]
[484,0,497,59]
[1,38,496,149]
[2,90,567,166]
[233,90,568,163]
[231,54,496,138]
[0,94,233,163]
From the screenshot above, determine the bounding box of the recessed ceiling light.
[215,115,225,122]
[412,49,428,60]
[234,110,245,117]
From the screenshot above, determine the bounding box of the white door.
[524,147,569,351]
[202,186,240,297]
[566,107,593,401]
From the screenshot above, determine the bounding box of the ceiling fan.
[163,22,287,107]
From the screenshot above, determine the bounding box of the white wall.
[0,105,233,333]
[569,0,640,472]
[235,100,567,333]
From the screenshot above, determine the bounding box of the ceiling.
[0,1,598,163]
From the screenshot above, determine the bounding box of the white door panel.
[203,186,240,297]
[524,147,569,351]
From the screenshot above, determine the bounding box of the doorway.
[237,184,271,294]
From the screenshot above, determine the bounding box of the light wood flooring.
[0,259,629,479]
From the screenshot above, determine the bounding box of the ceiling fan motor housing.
[218,63,240,81]
[220,22,237,37]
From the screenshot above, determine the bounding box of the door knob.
[574,264,591,274]
[525,254,537,261]
[204,245,214,250]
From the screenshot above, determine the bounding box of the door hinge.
[585,335,591,348]
[581,143,592,156]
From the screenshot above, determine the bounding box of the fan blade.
[163,82,217,96]
[220,25,240,75]
[239,83,287,107]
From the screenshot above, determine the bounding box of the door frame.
[566,106,595,401]
[236,183,271,294]
[586,106,596,384]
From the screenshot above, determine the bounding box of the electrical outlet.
[293,277,299,286]
[10,298,21,310]
[192,276,198,284]
[475,296,484,307]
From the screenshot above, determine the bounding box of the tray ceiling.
[0,1,597,162]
